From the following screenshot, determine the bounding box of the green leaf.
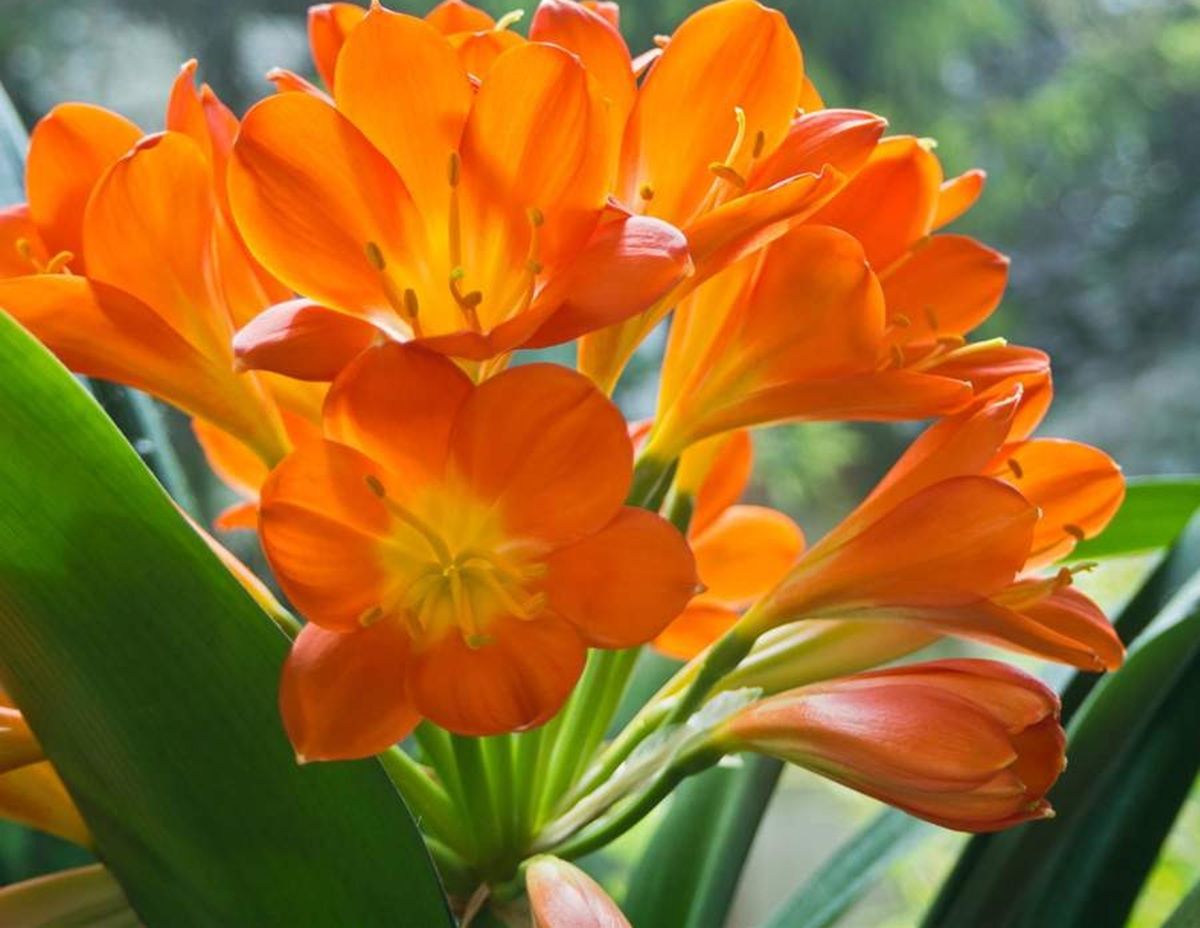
[1071,476,1200,559]
[0,314,453,925]
[923,516,1200,928]
[621,757,781,928]
[762,809,930,928]
[1162,876,1200,928]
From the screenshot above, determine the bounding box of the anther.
[43,251,73,275]
[403,288,420,323]
[359,606,384,627]
[918,136,939,151]
[925,306,940,332]
[365,474,386,498]
[1008,458,1025,479]
[752,129,766,159]
[1063,523,1086,542]
[639,184,655,201]
[889,313,911,329]
[708,162,747,189]
[365,241,386,270]
[14,238,33,262]
[936,333,967,350]
[653,34,670,48]
[494,9,524,31]
[528,206,544,228]
[447,152,461,188]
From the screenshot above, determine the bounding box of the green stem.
[511,723,544,847]
[415,723,465,810]
[377,746,470,856]
[452,735,501,869]
[528,712,565,831]
[628,454,678,510]
[482,735,516,863]
[663,627,758,726]
[564,648,641,792]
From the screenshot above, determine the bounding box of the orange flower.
[718,659,1065,832]
[653,431,804,660]
[526,855,631,928]
[264,344,697,759]
[746,386,1125,670]
[0,67,313,467]
[229,4,691,376]
[577,0,890,390]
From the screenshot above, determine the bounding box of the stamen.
[639,184,655,202]
[365,476,454,565]
[653,34,670,49]
[708,162,747,189]
[889,313,912,329]
[359,605,384,627]
[42,250,74,275]
[1063,523,1086,542]
[752,129,766,159]
[911,336,1007,373]
[1008,458,1025,479]
[502,208,545,324]
[15,238,33,262]
[365,241,423,336]
[494,9,524,31]
[925,306,940,333]
[918,136,939,151]
[889,343,906,369]
[365,241,386,270]
[448,152,463,271]
[449,271,483,331]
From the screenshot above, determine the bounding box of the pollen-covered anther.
[708,161,748,189]
[359,605,385,627]
[1063,523,1086,542]
[888,313,912,330]
[1008,458,1025,479]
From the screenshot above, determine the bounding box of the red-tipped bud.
[526,855,631,928]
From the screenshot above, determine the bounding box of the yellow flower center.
[365,475,547,648]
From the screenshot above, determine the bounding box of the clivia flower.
[227,3,692,377]
[717,659,1065,832]
[742,386,1126,670]
[264,343,697,759]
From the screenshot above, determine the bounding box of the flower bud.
[526,855,630,928]
[717,659,1065,832]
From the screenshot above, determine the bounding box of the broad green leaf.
[0,864,135,927]
[621,757,781,928]
[924,517,1200,928]
[1072,476,1200,560]
[762,808,929,928]
[1163,876,1200,928]
[0,314,453,925]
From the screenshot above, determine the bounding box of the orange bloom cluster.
[0,0,1127,843]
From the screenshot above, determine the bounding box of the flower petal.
[280,621,419,762]
[524,215,691,347]
[995,438,1125,565]
[323,343,472,487]
[425,0,495,33]
[449,363,631,541]
[409,614,585,735]
[810,136,942,268]
[228,92,423,322]
[654,603,739,661]
[0,204,46,278]
[530,0,636,138]
[543,507,698,648]
[259,440,391,629]
[527,855,632,928]
[683,429,754,533]
[692,504,803,604]
[749,109,887,189]
[335,8,472,224]
[234,300,381,381]
[882,235,1009,342]
[308,2,368,89]
[620,0,803,226]
[933,169,986,231]
[26,103,141,267]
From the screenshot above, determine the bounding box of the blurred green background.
[1,0,1198,924]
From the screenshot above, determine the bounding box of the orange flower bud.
[526,855,631,928]
[718,659,1065,832]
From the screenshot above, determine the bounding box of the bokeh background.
[2,0,1198,924]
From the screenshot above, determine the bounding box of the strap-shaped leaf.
[1072,476,1200,560]
[621,757,781,928]
[0,314,453,925]
[762,808,929,928]
[1162,876,1200,928]
[924,517,1200,928]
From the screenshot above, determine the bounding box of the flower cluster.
[0,0,1126,909]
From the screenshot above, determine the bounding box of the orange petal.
[459,42,614,275]
[810,136,943,268]
[0,204,46,278]
[530,0,636,138]
[165,60,239,185]
[797,74,824,112]
[267,67,331,99]
[447,29,525,78]
[882,235,1009,342]
[234,300,381,381]
[409,614,586,735]
[308,2,368,89]
[281,621,419,761]
[335,8,472,224]
[527,855,632,928]
[683,429,754,533]
[692,504,804,604]
[425,0,495,33]
[25,103,141,268]
[927,344,1052,440]
[933,169,986,230]
[750,109,887,189]
[83,132,231,352]
[449,364,631,542]
[769,476,1036,623]
[542,507,698,648]
[620,0,803,226]
[214,502,259,532]
[228,92,423,323]
[0,762,91,848]
[324,343,472,487]
[193,416,269,501]
[1010,585,1124,671]
[995,439,1125,565]
[524,215,691,347]
[654,603,739,661]
[683,167,842,286]
[259,440,391,629]
[0,274,287,462]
